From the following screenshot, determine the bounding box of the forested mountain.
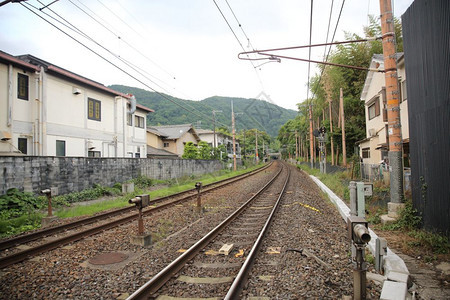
[109,85,297,137]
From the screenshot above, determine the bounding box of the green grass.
[0,163,266,238]
[55,163,265,219]
[297,164,350,202]
[0,213,42,238]
[55,194,137,218]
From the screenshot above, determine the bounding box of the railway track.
[127,161,290,300]
[0,162,272,269]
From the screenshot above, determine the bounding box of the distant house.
[196,129,241,159]
[0,50,153,158]
[146,124,200,157]
[357,53,409,171]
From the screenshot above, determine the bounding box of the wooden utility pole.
[255,130,259,162]
[212,110,222,150]
[243,130,246,160]
[340,88,347,166]
[309,105,314,168]
[295,130,298,160]
[379,0,403,203]
[231,101,237,171]
[328,98,335,165]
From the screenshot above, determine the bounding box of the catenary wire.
[310,0,346,100]
[306,0,314,105]
[224,0,255,51]
[211,0,266,92]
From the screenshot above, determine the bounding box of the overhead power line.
[68,0,178,87]
[311,0,346,99]
[306,0,314,105]
[20,2,230,130]
[211,0,266,93]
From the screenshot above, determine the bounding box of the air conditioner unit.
[0,131,12,141]
[72,87,82,95]
[368,128,376,137]
[87,141,95,150]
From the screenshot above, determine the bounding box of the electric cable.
[33,0,173,95]
[306,0,314,106]
[21,1,230,130]
[69,0,178,87]
[211,0,266,92]
[310,0,346,100]
[34,0,223,125]
[224,0,255,51]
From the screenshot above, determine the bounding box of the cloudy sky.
[0,0,413,111]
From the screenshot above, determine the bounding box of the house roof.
[5,52,153,113]
[196,129,214,134]
[0,50,40,72]
[146,145,177,157]
[196,129,233,139]
[360,53,404,101]
[149,124,200,141]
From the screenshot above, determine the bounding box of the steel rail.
[225,163,290,299]
[0,163,272,269]
[127,163,286,300]
[0,163,271,251]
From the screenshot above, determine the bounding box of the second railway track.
[0,162,272,268]
[127,161,290,299]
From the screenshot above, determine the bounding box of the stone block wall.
[0,156,222,195]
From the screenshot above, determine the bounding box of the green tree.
[182,142,198,159]
[198,141,212,159]
[278,17,403,161]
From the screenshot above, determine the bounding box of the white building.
[358,53,409,167]
[196,129,241,159]
[0,50,153,158]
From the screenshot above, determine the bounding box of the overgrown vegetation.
[0,163,265,238]
[297,164,449,257]
[53,184,122,204]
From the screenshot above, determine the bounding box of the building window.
[135,116,145,128]
[362,147,370,159]
[368,96,380,120]
[400,80,407,102]
[17,73,29,100]
[88,151,101,157]
[18,138,27,154]
[135,153,140,158]
[56,140,66,156]
[127,113,132,126]
[88,98,101,121]
[163,142,169,148]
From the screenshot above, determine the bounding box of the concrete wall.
[0,156,222,196]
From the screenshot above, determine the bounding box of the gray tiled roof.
[146,145,177,156]
[150,124,198,140]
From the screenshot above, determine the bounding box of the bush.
[0,188,45,218]
[132,176,153,189]
[54,184,121,204]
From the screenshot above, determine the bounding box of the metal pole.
[138,208,144,235]
[379,0,403,203]
[353,244,367,300]
[46,193,53,217]
[349,181,357,216]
